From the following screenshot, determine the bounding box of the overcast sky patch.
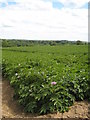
[0,0,88,41]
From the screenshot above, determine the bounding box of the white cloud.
[0,0,88,41]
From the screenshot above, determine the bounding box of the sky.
[0,0,88,41]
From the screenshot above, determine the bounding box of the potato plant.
[2,45,90,114]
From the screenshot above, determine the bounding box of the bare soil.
[2,79,90,119]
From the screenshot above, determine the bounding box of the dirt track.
[2,79,90,119]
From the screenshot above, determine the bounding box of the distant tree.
[76,40,83,45]
[49,41,57,46]
[84,42,88,45]
[2,40,9,47]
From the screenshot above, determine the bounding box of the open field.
[2,44,90,116]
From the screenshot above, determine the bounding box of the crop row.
[2,45,90,114]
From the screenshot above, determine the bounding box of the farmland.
[2,44,90,114]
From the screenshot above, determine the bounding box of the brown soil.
[2,79,90,119]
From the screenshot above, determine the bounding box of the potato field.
[2,44,90,114]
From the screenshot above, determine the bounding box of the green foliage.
[2,39,87,47]
[2,44,90,114]
[76,40,83,45]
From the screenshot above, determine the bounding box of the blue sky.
[0,0,88,9]
[8,1,16,5]
[0,0,88,41]
[0,1,16,8]
[0,2,6,7]
[53,1,88,9]
[52,2,64,9]
[82,3,88,9]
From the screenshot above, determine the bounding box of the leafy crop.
[2,45,90,114]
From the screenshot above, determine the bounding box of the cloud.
[0,0,88,41]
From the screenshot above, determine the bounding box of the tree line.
[1,39,87,47]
